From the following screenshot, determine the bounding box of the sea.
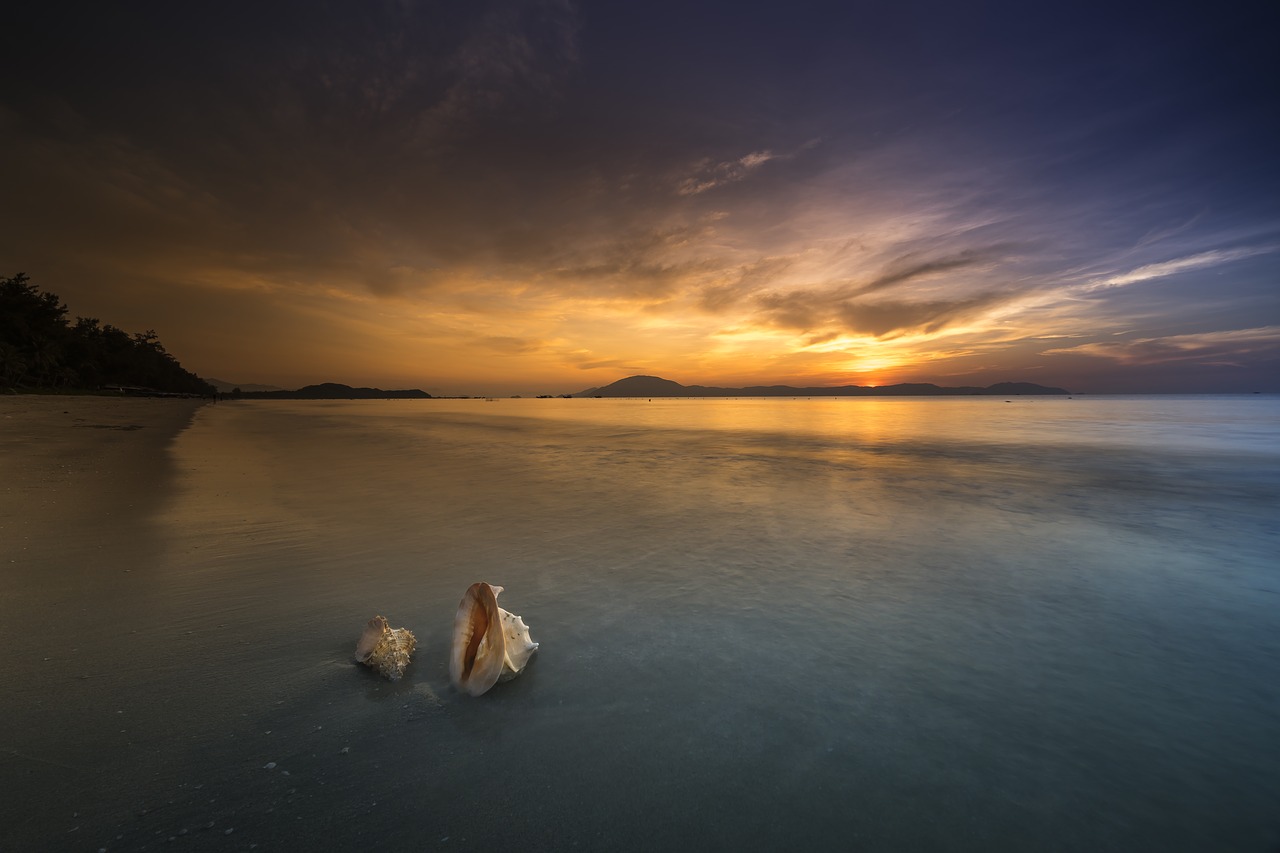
[4,395,1280,851]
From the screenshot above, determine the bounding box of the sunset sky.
[3,0,1277,394]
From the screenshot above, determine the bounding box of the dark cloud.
[836,293,1016,338]
[752,285,1016,339]
[1045,327,1280,367]
[1,1,586,282]
[853,248,1006,297]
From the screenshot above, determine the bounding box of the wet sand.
[1,397,485,852]
[0,394,205,610]
[0,396,205,850]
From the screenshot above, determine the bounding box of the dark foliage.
[1,273,214,395]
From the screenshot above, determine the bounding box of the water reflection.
[14,396,1280,851]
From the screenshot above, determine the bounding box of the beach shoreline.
[1,393,206,567]
[1,394,205,572]
[0,393,205,482]
[0,395,207,851]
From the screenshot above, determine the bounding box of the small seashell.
[449,583,538,696]
[354,615,417,681]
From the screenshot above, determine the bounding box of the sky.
[2,0,1278,395]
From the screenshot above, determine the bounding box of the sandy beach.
[0,395,206,850]
[0,393,202,495]
[0,395,204,606]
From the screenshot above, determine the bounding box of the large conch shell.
[354,615,417,681]
[449,583,538,696]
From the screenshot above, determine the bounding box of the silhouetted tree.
[0,272,214,395]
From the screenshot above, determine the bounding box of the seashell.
[449,582,538,696]
[354,615,417,681]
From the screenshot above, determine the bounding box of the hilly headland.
[230,383,432,399]
[575,375,1070,397]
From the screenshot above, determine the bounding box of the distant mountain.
[575,375,1070,397]
[208,378,285,393]
[234,382,431,399]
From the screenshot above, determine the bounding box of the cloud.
[751,285,1016,339]
[696,241,1021,342]
[835,293,1017,338]
[697,256,796,312]
[4,0,1277,395]
[803,331,843,347]
[677,150,777,195]
[479,335,547,354]
[1085,246,1276,291]
[852,247,1007,297]
[573,357,645,371]
[429,0,581,129]
[540,222,729,300]
[1043,326,1280,365]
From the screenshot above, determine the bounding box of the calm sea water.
[6,396,1280,851]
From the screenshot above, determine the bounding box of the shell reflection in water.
[449,582,538,696]
[354,615,417,681]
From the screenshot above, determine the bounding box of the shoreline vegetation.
[1,274,214,397]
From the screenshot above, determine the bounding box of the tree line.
[1,273,214,395]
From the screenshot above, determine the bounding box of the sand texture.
[0,395,205,850]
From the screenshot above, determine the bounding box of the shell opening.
[449,582,535,696]
[459,597,489,680]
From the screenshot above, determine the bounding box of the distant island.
[231,383,432,400]
[575,375,1070,397]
